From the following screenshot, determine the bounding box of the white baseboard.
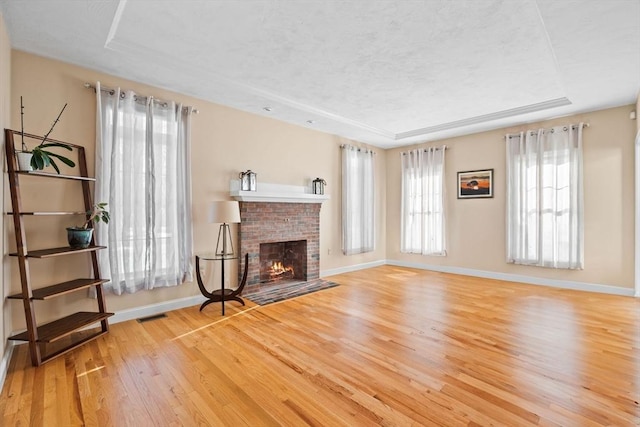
[0,341,16,393]
[386,259,636,297]
[109,294,206,324]
[320,260,386,278]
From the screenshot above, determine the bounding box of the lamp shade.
[209,201,241,224]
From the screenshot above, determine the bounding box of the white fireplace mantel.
[230,180,330,203]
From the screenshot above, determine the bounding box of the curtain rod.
[84,83,199,114]
[340,144,376,154]
[506,123,589,139]
[401,146,448,155]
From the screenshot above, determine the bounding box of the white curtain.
[400,147,446,255]
[95,81,194,294]
[506,123,584,269]
[342,144,375,255]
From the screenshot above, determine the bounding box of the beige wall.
[0,12,10,362]
[6,50,386,330]
[386,105,637,289]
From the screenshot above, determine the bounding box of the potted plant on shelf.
[17,98,76,173]
[67,203,110,249]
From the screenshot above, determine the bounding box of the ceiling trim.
[105,0,128,47]
[233,79,397,139]
[395,97,572,140]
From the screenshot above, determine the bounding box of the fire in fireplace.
[269,261,294,280]
[259,240,307,283]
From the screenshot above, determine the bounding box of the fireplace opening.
[259,240,307,283]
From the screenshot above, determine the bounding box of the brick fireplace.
[238,202,321,289]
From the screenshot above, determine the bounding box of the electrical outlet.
[328,248,332,255]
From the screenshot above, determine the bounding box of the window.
[342,144,375,255]
[95,82,193,294]
[506,124,584,269]
[400,147,446,255]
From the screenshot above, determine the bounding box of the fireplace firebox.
[259,240,307,283]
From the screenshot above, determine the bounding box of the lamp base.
[215,223,235,257]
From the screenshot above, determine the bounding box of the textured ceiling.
[0,0,638,148]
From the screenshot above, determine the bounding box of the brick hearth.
[239,202,321,288]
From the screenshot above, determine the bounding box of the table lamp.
[209,201,241,257]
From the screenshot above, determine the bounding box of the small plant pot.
[67,227,93,249]
[16,151,33,171]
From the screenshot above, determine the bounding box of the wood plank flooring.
[1,266,639,426]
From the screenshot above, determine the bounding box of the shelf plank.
[14,170,96,181]
[40,330,109,365]
[8,311,114,343]
[7,211,86,216]
[10,245,107,258]
[7,278,109,300]
[6,129,87,150]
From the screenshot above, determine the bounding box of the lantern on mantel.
[239,170,257,191]
[312,177,327,195]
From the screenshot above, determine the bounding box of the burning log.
[269,261,294,278]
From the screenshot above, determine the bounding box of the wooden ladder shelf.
[4,129,113,366]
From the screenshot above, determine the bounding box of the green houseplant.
[67,203,110,249]
[18,99,76,174]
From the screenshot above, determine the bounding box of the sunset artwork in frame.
[457,169,493,199]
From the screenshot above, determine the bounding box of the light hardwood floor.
[1,266,639,426]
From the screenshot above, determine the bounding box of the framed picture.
[457,169,493,199]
